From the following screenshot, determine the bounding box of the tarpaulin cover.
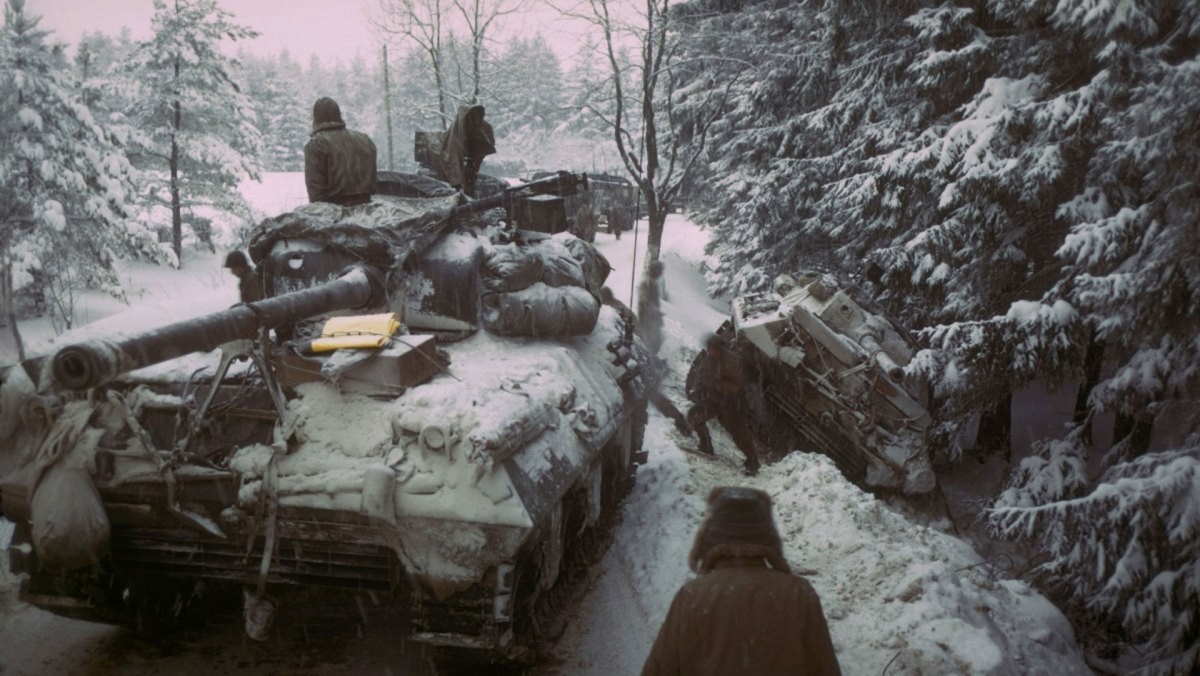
[248,194,465,272]
[28,400,110,569]
[481,243,545,293]
[482,284,600,337]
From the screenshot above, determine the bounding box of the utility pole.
[382,45,395,171]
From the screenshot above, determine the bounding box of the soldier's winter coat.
[643,486,840,675]
[305,122,378,206]
[641,559,841,676]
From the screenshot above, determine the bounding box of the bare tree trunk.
[639,0,663,268]
[1,252,25,362]
[1072,329,1105,446]
[170,57,183,262]
[383,46,395,171]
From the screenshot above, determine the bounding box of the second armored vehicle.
[724,271,935,494]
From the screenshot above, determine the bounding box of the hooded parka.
[641,556,841,676]
[642,487,841,676]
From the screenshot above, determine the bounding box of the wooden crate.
[273,335,441,397]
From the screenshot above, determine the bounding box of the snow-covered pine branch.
[989,444,1200,674]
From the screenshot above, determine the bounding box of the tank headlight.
[419,424,448,451]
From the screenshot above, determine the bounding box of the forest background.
[1,0,1198,673]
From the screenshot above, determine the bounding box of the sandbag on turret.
[481,243,545,292]
[482,284,600,337]
[558,235,611,297]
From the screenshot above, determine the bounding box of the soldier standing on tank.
[685,332,761,475]
[438,104,495,197]
[573,199,598,243]
[224,250,262,304]
[642,486,841,676]
[304,97,378,206]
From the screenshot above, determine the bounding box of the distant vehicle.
[0,171,658,667]
[533,171,638,238]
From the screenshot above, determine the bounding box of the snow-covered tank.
[0,172,655,664]
[730,271,935,494]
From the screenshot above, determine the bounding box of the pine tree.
[484,35,569,169]
[674,0,1200,669]
[0,0,160,352]
[119,0,262,262]
[985,2,1200,672]
[239,52,308,172]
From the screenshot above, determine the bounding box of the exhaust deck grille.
[112,527,398,590]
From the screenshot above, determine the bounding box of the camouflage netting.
[247,194,613,339]
[247,194,469,271]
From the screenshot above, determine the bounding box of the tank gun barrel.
[52,265,380,392]
[449,170,588,220]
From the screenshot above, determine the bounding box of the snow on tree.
[118,0,262,262]
[984,2,1200,672]
[683,1,945,297]
[569,0,739,269]
[238,52,310,172]
[0,0,160,355]
[373,0,522,126]
[674,0,1200,669]
[483,34,568,169]
[991,440,1200,673]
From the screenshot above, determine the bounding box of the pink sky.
[28,0,581,65]
[31,0,387,64]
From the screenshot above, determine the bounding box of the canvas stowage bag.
[29,405,111,570]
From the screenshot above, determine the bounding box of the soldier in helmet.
[642,486,841,675]
[685,332,761,475]
[304,97,378,206]
[224,250,262,304]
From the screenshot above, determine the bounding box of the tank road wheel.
[606,402,647,510]
[584,404,647,562]
[491,406,649,666]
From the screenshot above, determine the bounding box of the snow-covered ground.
[0,174,1092,674]
[542,216,1091,676]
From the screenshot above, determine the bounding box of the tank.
[0,171,656,664]
[727,271,935,494]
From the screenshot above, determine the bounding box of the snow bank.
[766,453,1087,674]
[551,219,1092,675]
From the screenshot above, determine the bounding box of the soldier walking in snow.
[572,200,598,243]
[304,97,378,206]
[642,486,841,676]
[685,332,761,475]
